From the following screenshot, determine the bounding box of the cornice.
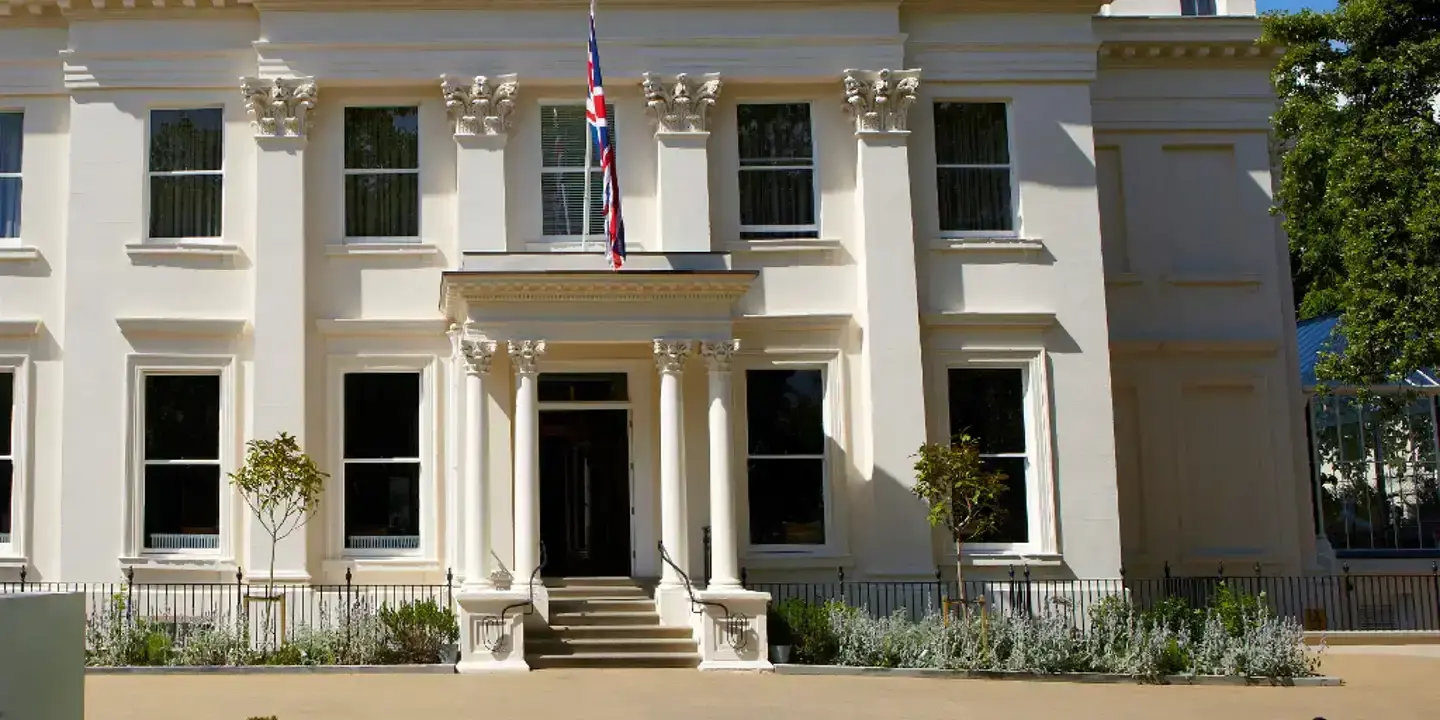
[440,271,757,311]
[0,319,42,338]
[1098,41,1282,70]
[115,317,249,339]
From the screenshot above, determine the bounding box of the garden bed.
[773,663,1342,686]
[86,664,455,675]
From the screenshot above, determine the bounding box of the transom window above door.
[148,108,223,240]
[344,107,420,241]
[737,103,817,239]
[538,373,628,403]
[539,103,616,247]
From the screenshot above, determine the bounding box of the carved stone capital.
[841,69,921,133]
[653,339,693,375]
[508,340,547,376]
[240,76,318,139]
[459,332,499,376]
[441,74,519,137]
[700,339,740,373]
[642,72,721,134]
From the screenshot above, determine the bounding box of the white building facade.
[0,0,1314,667]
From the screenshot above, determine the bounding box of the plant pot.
[770,644,792,664]
[438,643,460,664]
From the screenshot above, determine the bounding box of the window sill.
[322,557,442,573]
[0,555,29,569]
[119,555,238,572]
[125,242,241,260]
[929,236,1044,253]
[326,242,439,258]
[724,238,842,254]
[0,246,41,262]
[943,551,1064,568]
[523,240,647,253]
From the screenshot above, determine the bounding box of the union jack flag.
[586,1,625,270]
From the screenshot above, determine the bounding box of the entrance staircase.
[528,577,700,669]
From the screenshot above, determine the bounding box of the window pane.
[971,456,1029,543]
[144,375,220,461]
[540,170,605,237]
[938,167,1013,232]
[143,464,220,549]
[344,373,421,459]
[539,104,617,169]
[0,459,11,537]
[345,174,419,237]
[0,178,18,239]
[149,109,223,173]
[1181,0,1217,16]
[0,371,11,457]
[344,107,419,170]
[746,369,824,455]
[538,373,628,403]
[947,368,1026,454]
[739,169,816,234]
[747,457,825,545]
[149,174,223,239]
[934,103,1009,165]
[0,112,21,174]
[738,104,813,164]
[344,461,421,548]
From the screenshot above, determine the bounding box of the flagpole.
[582,123,593,253]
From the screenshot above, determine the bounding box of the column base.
[694,588,773,671]
[455,588,532,674]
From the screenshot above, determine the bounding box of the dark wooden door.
[539,409,631,577]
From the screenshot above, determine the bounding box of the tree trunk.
[954,537,965,602]
[266,533,278,652]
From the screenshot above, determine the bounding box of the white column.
[701,340,741,589]
[508,340,545,584]
[654,339,692,587]
[642,73,721,252]
[241,76,317,582]
[843,69,935,577]
[460,331,498,588]
[442,74,517,255]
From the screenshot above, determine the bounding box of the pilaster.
[443,74,518,256]
[654,338,695,627]
[643,73,720,253]
[843,69,934,578]
[242,76,317,583]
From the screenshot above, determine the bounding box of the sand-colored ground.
[86,652,1440,720]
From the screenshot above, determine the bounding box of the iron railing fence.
[743,564,1440,632]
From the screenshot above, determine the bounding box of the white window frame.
[536,100,616,251]
[736,100,820,239]
[144,106,226,243]
[937,349,1057,560]
[326,355,437,564]
[1180,0,1218,17]
[0,109,22,244]
[341,105,423,244]
[933,100,1020,239]
[122,354,236,565]
[0,356,28,562]
[739,355,840,556]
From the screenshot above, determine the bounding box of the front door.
[539,409,631,577]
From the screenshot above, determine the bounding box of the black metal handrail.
[483,541,547,652]
[657,540,748,651]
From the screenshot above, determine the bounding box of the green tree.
[911,435,1008,600]
[1264,1,1440,386]
[229,432,327,650]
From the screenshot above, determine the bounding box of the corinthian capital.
[642,72,721,133]
[441,74,519,137]
[842,69,921,133]
[508,340,546,376]
[700,340,740,373]
[459,331,499,376]
[653,339,693,375]
[240,76,318,139]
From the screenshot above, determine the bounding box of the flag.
[586,0,625,270]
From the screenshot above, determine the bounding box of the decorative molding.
[700,339,740,373]
[440,271,757,311]
[928,237,1045,253]
[1097,42,1283,70]
[653,339,692,375]
[459,331,498,376]
[115,317,248,339]
[723,238,842,254]
[440,73,518,137]
[507,339,546,376]
[642,72,720,133]
[922,312,1057,330]
[125,242,241,260]
[842,68,920,133]
[240,76,317,139]
[0,320,41,338]
[314,318,450,337]
[325,242,440,258]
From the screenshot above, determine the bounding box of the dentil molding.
[653,339,693,375]
[700,339,740,372]
[842,68,920,133]
[240,76,317,139]
[507,339,546,376]
[441,74,518,137]
[642,72,721,134]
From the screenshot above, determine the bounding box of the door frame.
[535,359,654,578]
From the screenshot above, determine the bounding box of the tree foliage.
[912,435,1008,597]
[1264,0,1440,385]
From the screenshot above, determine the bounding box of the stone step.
[543,576,646,588]
[545,624,695,640]
[549,610,660,626]
[527,652,701,670]
[529,637,699,655]
[545,585,652,600]
[549,598,656,614]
